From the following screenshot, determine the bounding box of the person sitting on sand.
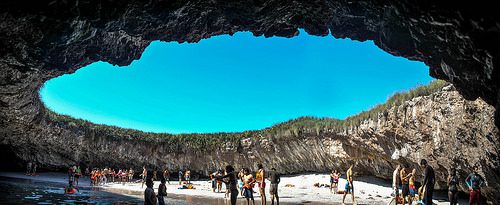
[243,168,256,205]
[342,164,355,205]
[157,178,167,205]
[256,164,266,205]
[144,178,157,205]
[216,165,239,205]
[268,167,280,205]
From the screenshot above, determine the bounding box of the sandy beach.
[0,172,463,205]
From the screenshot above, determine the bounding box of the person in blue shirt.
[465,166,485,205]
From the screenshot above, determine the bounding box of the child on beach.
[243,168,256,205]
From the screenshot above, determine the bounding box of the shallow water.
[0,176,232,205]
[0,176,305,205]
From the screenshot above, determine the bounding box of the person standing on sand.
[400,164,411,205]
[128,168,134,183]
[216,165,239,205]
[342,164,355,205]
[408,169,417,205]
[141,167,148,188]
[243,168,256,205]
[268,167,280,205]
[178,170,183,185]
[157,178,167,205]
[420,159,435,205]
[153,169,158,181]
[238,168,245,196]
[465,166,485,205]
[163,169,170,184]
[330,170,340,193]
[392,164,401,199]
[216,170,224,192]
[256,164,266,205]
[144,179,157,205]
[185,169,191,184]
[447,167,459,205]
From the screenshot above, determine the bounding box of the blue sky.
[40,31,433,134]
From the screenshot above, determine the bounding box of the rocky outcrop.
[2,84,499,202]
[1,0,499,203]
[1,1,499,125]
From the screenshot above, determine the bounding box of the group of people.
[88,167,135,186]
[208,164,281,205]
[25,161,38,176]
[391,159,486,205]
[30,159,488,205]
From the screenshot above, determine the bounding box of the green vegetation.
[45,80,449,144]
[262,79,449,134]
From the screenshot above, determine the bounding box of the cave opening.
[39,31,433,134]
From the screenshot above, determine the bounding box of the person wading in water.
[256,164,266,205]
[342,164,355,205]
[216,165,239,205]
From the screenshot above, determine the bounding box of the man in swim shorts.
[256,164,266,205]
[342,164,355,205]
[243,168,256,205]
[465,166,485,205]
[268,167,280,205]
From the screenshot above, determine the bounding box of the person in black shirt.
[268,168,281,205]
[420,159,435,205]
[447,168,459,205]
[216,165,239,205]
[144,178,157,205]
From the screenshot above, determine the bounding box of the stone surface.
[1,0,500,203]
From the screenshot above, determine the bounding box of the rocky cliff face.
[2,85,499,202]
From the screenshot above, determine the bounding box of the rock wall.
[2,84,499,201]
